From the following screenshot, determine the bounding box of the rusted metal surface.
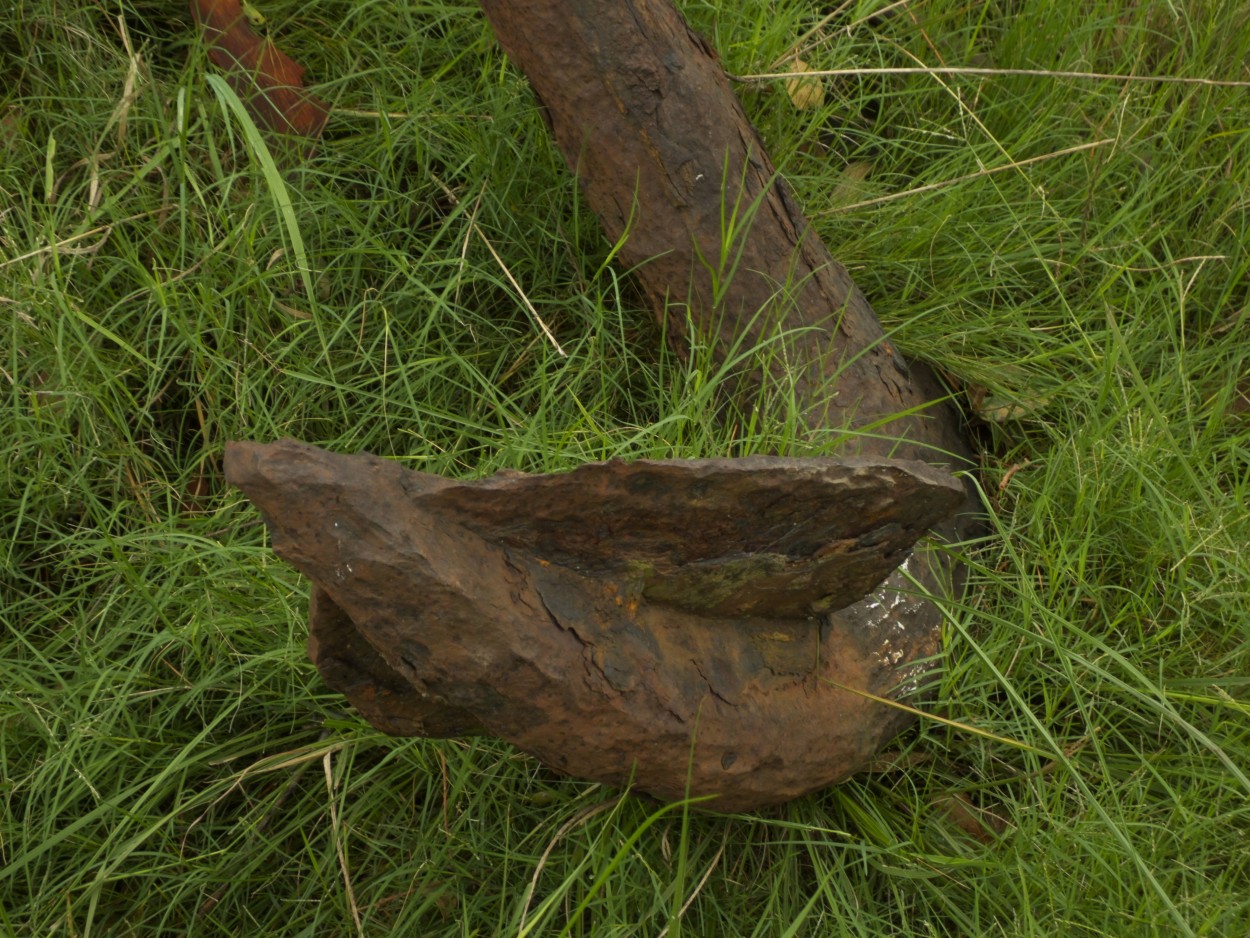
[226,439,965,811]
[478,0,973,465]
[223,0,984,810]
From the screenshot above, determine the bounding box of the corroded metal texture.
[226,439,964,811]
[478,0,973,466]
[222,0,984,810]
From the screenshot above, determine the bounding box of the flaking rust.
[226,438,965,811]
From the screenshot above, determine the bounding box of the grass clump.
[3,1,1248,935]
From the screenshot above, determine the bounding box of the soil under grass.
[2,2,1248,935]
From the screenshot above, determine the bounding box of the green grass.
[3,0,1248,934]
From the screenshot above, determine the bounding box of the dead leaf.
[860,750,930,773]
[190,0,329,141]
[1,105,23,159]
[996,461,1027,493]
[827,160,873,207]
[179,464,217,516]
[785,59,825,111]
[1231,375,1250,416]
[274,300,312,319]
[932,792,1008,844]
[979,395,1051,424]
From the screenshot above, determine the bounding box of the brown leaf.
[785,59,825,111]
[179,465,217,516]
[274,300,312,320]
[827,160,873,207]
[932,792,1008,844]
[190,0,329,141]
[0,105,22,158]
[977,394,1052,424]
[1232,375,1250,416]
[859,750,931,773]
